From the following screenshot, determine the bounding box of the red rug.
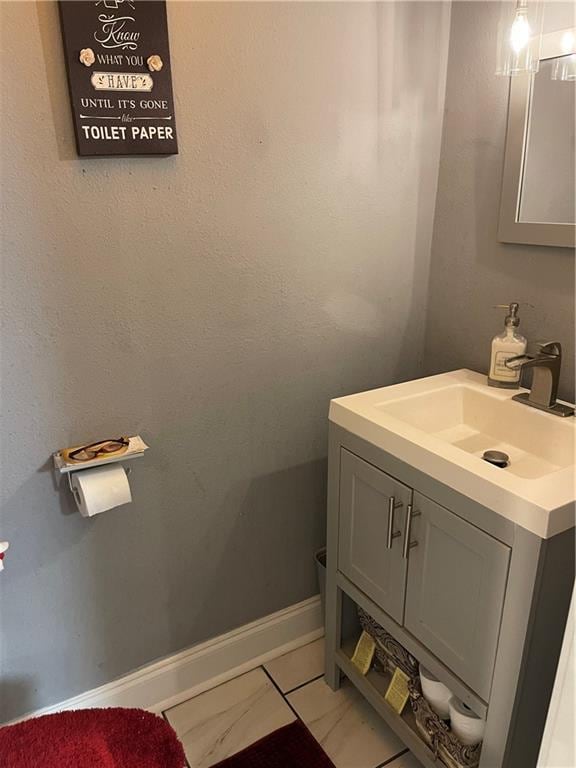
[0,707,186,768]
[212,720,336,768]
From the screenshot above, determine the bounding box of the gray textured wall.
[0,1,449,720]
[424,1,575,402]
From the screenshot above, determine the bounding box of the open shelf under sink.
[336,637,440,768]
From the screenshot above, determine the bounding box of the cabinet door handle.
[387,496,403,549]
[402,503,421,559]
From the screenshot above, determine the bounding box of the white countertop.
[329,370,576,539]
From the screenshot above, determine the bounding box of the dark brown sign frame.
[59,0,178,156]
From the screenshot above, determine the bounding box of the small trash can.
[315,547,327,616]
[315,546,358,637]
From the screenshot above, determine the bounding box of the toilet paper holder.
[53,435,148,512]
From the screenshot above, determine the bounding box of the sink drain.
[482,450,509,468]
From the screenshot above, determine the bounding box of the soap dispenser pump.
[488,303,527,388]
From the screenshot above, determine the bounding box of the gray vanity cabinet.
[326,424,574,768]
[338,449,411,624]
[404,493,511,701]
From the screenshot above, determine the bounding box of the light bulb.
[496,0,543,76]
[510,10,531,54]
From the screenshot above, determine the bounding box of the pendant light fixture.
[496,0,544,76]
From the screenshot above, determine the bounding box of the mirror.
[518,57,575,225]
[499,29,576,247]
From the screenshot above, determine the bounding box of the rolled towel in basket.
[449,696,486,745]
[419,665,453,719]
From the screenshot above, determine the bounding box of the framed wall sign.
[58,0,178,156]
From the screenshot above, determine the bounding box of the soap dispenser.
[488,303,527,388]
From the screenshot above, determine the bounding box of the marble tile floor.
[164,639,422,768]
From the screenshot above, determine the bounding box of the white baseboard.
[10,595,324,724]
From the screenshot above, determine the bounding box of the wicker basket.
[357,607,482,768]
[409,678,482,768]
[357,607,419,678]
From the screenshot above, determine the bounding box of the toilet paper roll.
[419,666,452,719]
[449,697,486,745]
[71,464,132,517]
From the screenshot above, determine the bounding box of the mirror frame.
[498,28,576,248]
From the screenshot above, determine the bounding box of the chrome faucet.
[506,342,574,417]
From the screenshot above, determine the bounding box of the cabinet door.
[405,493,511,700]
[338,449,412,624]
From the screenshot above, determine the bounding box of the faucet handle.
[538,342,562,357]
[507,342,563,369]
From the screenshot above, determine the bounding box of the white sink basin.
[378,384,573,480]
[330,370,576,538]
